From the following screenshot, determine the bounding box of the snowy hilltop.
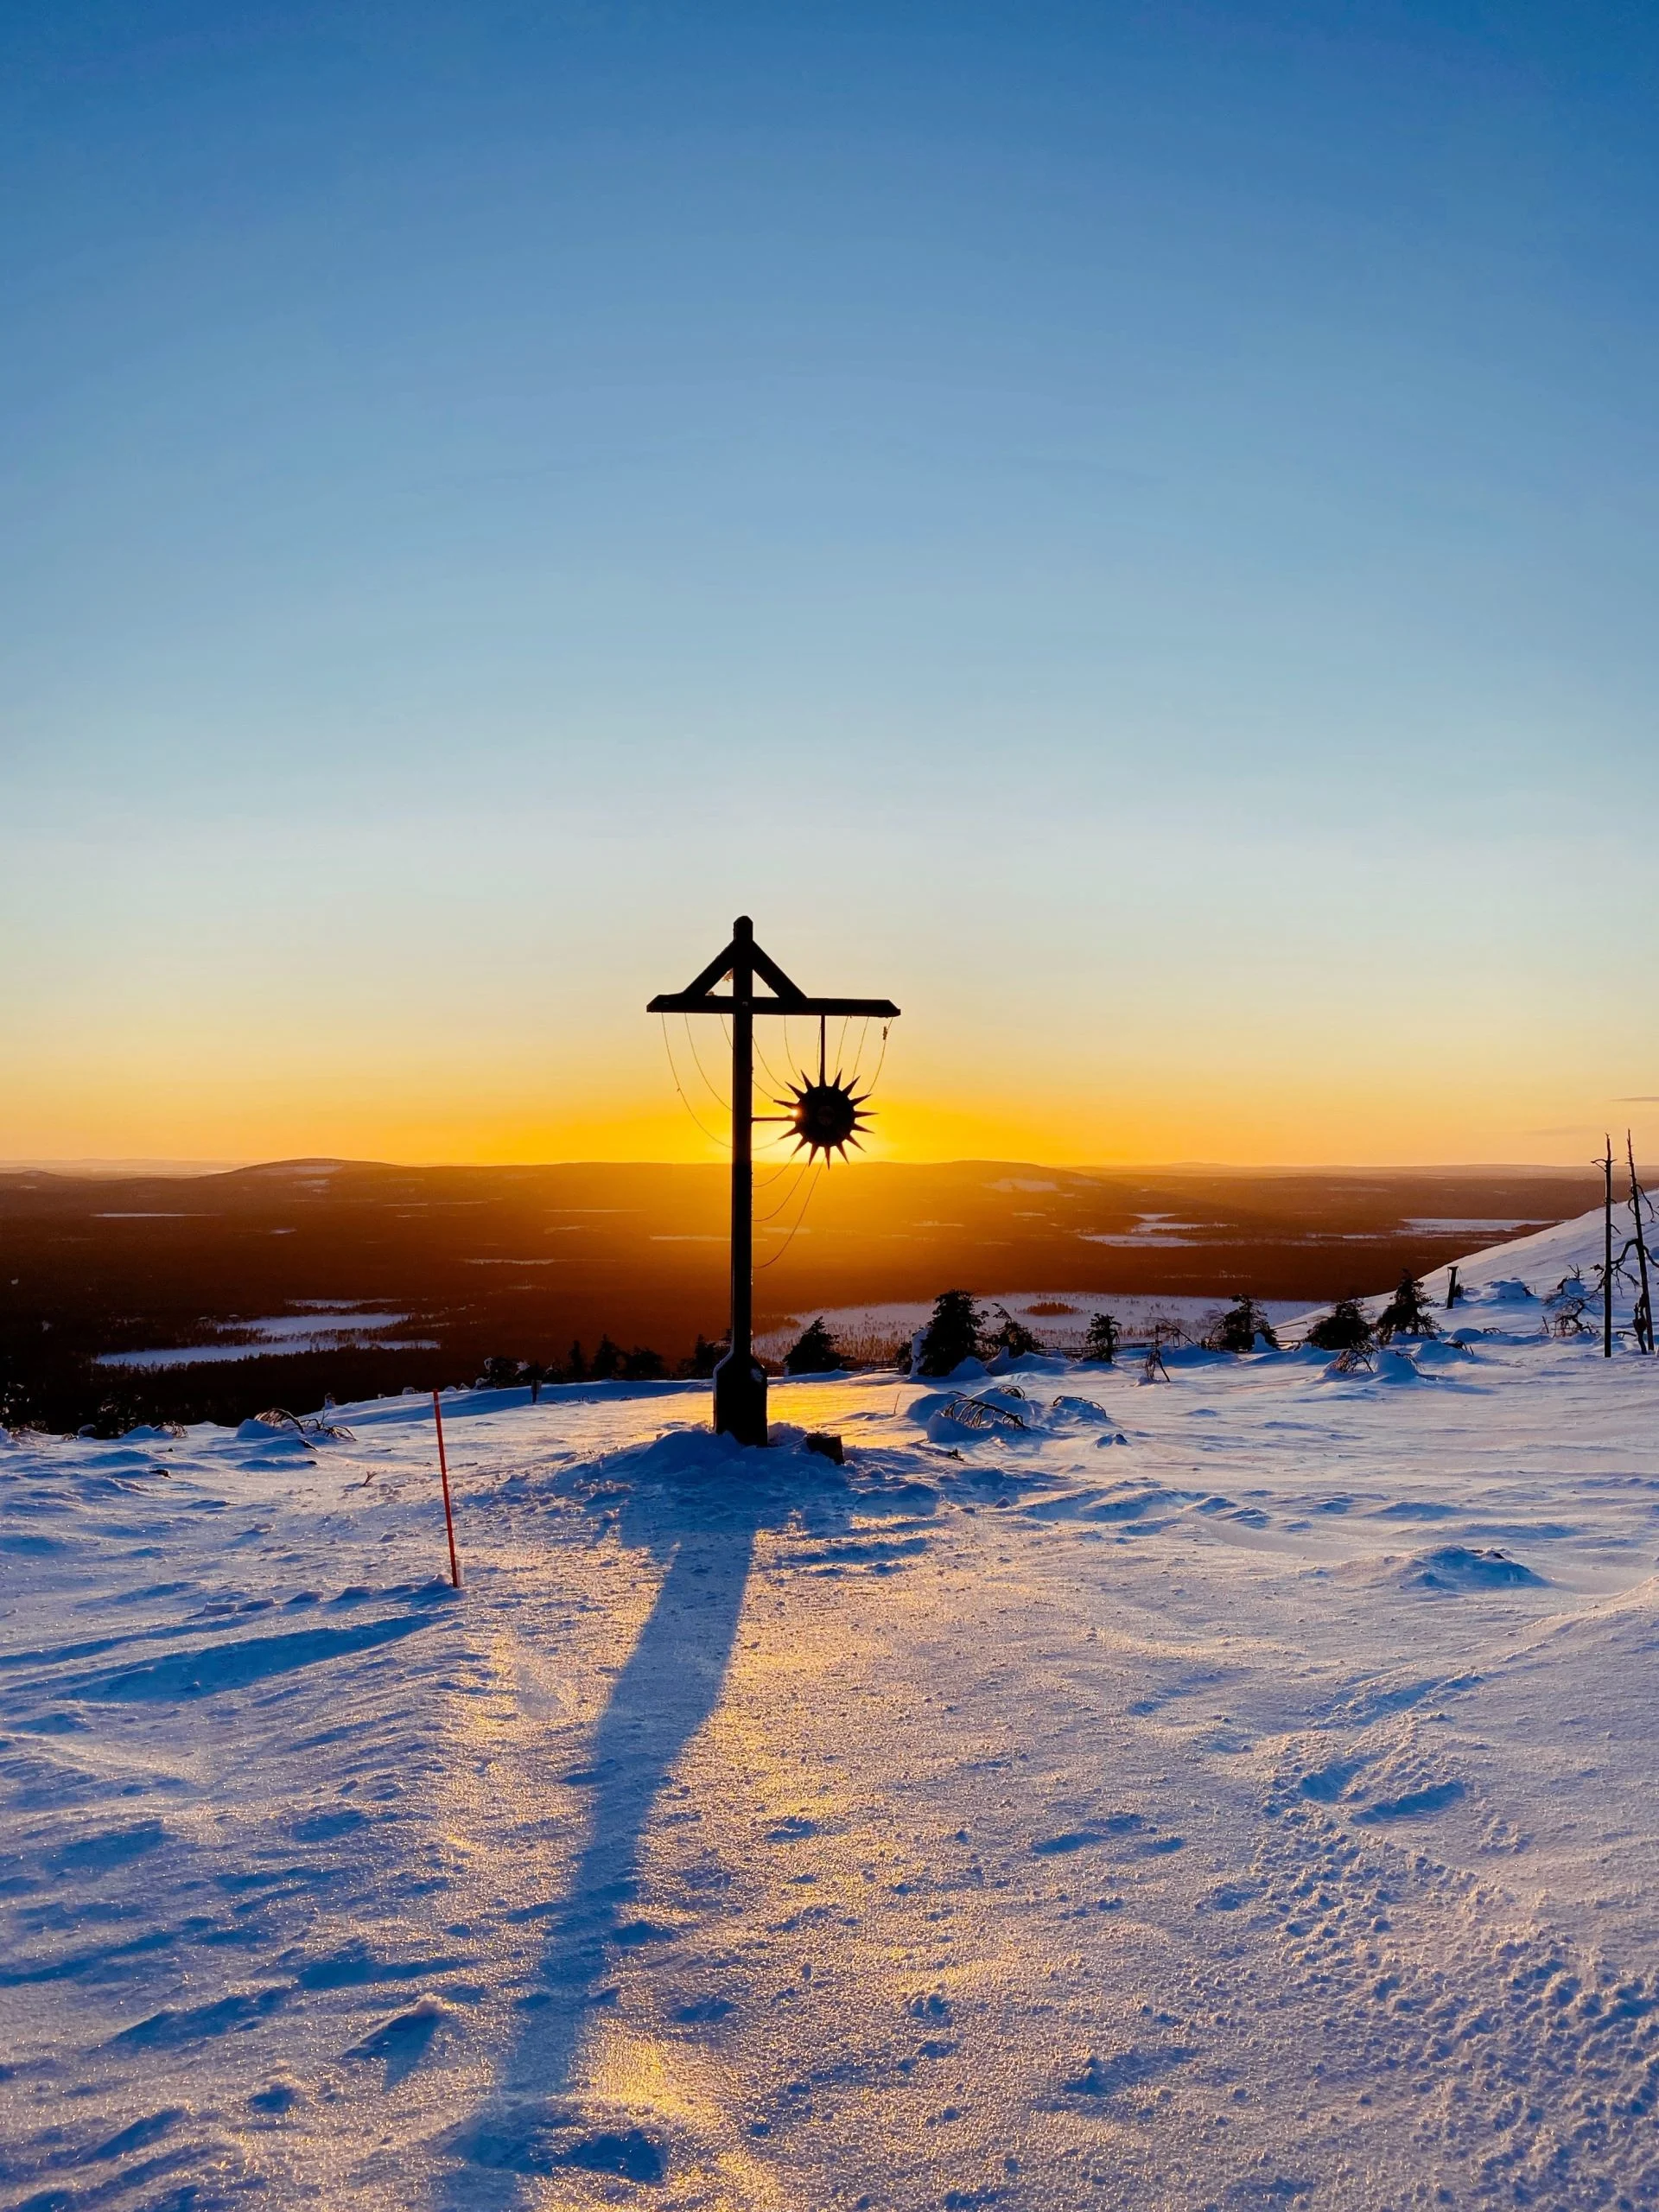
[3,1206,1659,2209]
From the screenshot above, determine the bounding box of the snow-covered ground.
[4,1210,1658,2209]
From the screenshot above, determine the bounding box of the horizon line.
[0,1154,1616,1181]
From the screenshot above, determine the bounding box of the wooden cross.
[649,916,899,1445]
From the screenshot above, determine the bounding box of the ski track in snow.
[4,1212,1659,2209]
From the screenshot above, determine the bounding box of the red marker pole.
[432,1390,461,1591]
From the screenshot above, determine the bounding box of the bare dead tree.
[1629,1130,1655,1355]
[1547,1274,1591,1338]
[1141,1318,1183,1382]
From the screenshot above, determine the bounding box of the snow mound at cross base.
[1402,1546,1548,1592]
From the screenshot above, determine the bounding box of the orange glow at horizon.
[5,1058,1652,1173]
[6,884,1656,1173]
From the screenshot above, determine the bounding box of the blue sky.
[3,2,1656,1163]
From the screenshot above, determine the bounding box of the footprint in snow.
[249,2081,302,2114]
[1032,1815,1147,1854]
[1062,2044,1194,2096]
[1297,1758,1364,1804]
[671,1994,734,2024]
[291,1806,368,1843]
[1355,1778,1466,1821]
[346,1994,454,2085]
[448,2102,670,2184]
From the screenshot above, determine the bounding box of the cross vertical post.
[715,918,767,1444]
[648,916,899,1450]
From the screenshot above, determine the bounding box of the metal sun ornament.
[777,1020,874,1164]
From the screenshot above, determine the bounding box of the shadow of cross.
[439,1475,770,2205]
[437,1437,940,2207]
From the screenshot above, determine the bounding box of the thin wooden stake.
[432,1390,462,1589]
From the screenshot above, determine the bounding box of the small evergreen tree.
[1080,1311,1119,1363]
[565,1340,587,1382]
[622,1344,666,1381]
[1211,1295,1281,1354]
[680,1333,725,1379]
[784,1317,843,1374]
[982,1306,1041,1362]
[1376,1270,1439,1343]
[589,1335,624,1382]
[1307,1297,1375,1354]
[918,1290,982,1376]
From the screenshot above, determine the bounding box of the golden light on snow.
[583,2027,792,2209]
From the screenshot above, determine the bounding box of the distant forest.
[0,1159,1598,1433]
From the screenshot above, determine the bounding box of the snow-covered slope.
[1283,1198,1650,1339]
[4,1217,1659,2209]
[1421,1199,1630,1299]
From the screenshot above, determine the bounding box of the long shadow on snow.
[439,1438,935,2205]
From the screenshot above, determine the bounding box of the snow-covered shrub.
[1306,1297,1375,1354]
[1080,1312,1119,1363]
[982,1305,1042,1362]
[1324,1343,1374,1376]
[917,1290,983,1376]
[1376,1271,1440,1343]
[1209,1296,1281,1354]
[784,1317,844,1374]
[1546,1274,1591,1338]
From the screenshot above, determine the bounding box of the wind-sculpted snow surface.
[4,1211,1659,2208]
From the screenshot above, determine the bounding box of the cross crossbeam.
[648,991,899,1018]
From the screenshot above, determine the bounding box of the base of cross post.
[713,1351,769,1448]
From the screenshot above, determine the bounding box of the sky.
[3,0,1657,1168]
